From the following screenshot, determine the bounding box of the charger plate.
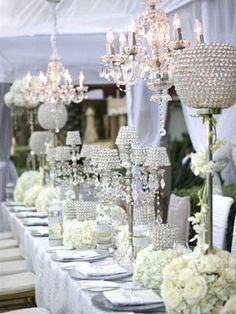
[51,250,110,263]
[69,267,132,281]
[92,293,166,313]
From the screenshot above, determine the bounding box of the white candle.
[26,72,32,87]
[79,71,85,88]
[64,69,72,85]
[106,31,115,55]
[39,72,47,86]
[119,32,127,55]
[128,18,137,47]
[173,14,182,41]
[195,19,204,44]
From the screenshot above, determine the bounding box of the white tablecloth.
[1,203,164,314]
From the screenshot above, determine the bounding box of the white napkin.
[76,262,128,277]
[57,250,100,260]
[103,289,162,306]
[47,246,73,253]
[24,218,48,224]
[80,280,118,290]
[29,226,49,235]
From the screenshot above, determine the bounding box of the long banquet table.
[1,203,164,314]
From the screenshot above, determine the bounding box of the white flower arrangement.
[133,245,188,291]
[4,76,41,109]
[24,184,44,207]
[63,220,97,250]
[14,171,42,202]
[191,151,228,178]
[115,224,129,258]
[35,186,57,212]
[96,204,128,226]
[161,248,236,313]
[221,294,236,314]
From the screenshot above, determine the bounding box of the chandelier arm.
[50,1,59,59]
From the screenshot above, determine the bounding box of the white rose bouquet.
[161,248,236,313]
[24,184,44,207]
[63,220,97,250]
[14,171,42,202]
[133,245,188,291]
[35,186,57,212]
[4,75,41,109]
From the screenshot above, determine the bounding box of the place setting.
[16,212,48,219]
[92,288,165,313]
[10,206,36,213]
[51,249,110,263]
[22,217,48,227]
[28,226,49,237]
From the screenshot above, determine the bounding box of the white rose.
[183,274,207,305]
[198,254,221,274]
[221,295,236,314]
[4,92,14,107]
[161,284,182,309]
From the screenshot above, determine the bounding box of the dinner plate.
[92,293,166,313]
[10,207,36,213]
[80,280,119,292]
[31,231,49,237]
[51,250,110,263]
[22,218,48,226]
[69,267,132,281]
[5,201,24,207]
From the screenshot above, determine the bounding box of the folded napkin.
[57,250,100,260]
[24,218,48,224]
[47,246,73,253]
[103,289,162,306]
[76,262,128,277]
[29,226,49,235]
[80,280,118,290]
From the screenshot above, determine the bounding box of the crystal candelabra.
[25,0,88,107]
[66,131,83,186]
[174,42,236,251]
[115,126,139,258]
[55,146,72,185]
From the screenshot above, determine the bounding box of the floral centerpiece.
[24,184,44,207]
[14,170,42,202]
[63,220,97,250]
[161,247,236,313]
[35,186,57,212]
[4,75,40,109]
[133,245,188,291]
[221,294,236,314]
[96,204,128,226]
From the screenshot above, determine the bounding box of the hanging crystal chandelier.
[24,0,88,106]
[100,0,190,135]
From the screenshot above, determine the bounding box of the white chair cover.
[167,194,190,243]
[213,194,234,250]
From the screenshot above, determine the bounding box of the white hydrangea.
[96,204,128,226]
[221,294,236,314]
[24,184,44,207]
[133,245,188,291]
[115,224,129,258]
[4,75,41,109]
[14,171,42,202]
[161,248,236,313]
[35,186,57,212]
[63,220,97,250]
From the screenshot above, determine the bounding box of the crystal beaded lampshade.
[38,103,68,131]
[46,147,56,162]
[174,43,236,109]
[55,146,71,162]
[29,131,53,155]
[134,204,156,225]
[115,126,139,146]
[75,201,97,221]
[152,223,178,250]
[97,148,121,171]
[80,144,93,159]
[144,146,170,168]
[66,131,82,146]
[132,147,149,165]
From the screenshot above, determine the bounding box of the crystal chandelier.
[24,0,88,106]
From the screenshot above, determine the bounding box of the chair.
[0,248,23,262]
[1,308,50,314]
[167,194,191,243]
[213,194,234,250]
[0,260,27,276]
[0,232,13,240]
[0,272,35,312]
[0,239,18,250]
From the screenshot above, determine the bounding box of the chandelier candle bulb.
[79,72,85,88]
[106,31,115,55]
[173,13,182,41]
[119,32,127,55]
[128,18,137,47]
[195,19,204,44]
